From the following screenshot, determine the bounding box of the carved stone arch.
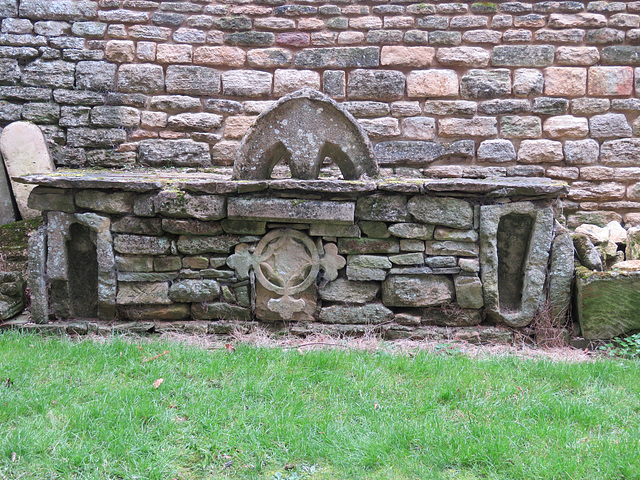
[233,89,378,180]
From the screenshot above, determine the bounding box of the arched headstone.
[0,129,17,225]
[233,89,378,180]
[0,121,55,219]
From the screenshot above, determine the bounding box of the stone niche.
[18,89,570,339]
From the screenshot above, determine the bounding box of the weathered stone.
[480,203,554,327]
[234,90,376,180]
[575,224,609,245]
[346,266,387,282]
[192,302,251,321]
[382,274,455,307]
[0,271,25,320]
[388,253,424,265]
[309,224,360,238]
[318,277,379,304]
[454,276,484,309]
[294,47,380,68]
[176,235,239,255]
[513,68,544,97]
[165,65,220,95]
[544,67,586,97]
[169,279,220,303]
[589,113,632,139]
[518,140,564,164]
[492,45,555,67]
[533,97,569,115]
[434,228,478,242]
[573,234,603,271]
[168,113,222,131]
[439,117,498,137]
[601,46,640,65]
[348,255,392,269]
[557,46,600,66]
[115,256,154,272]
[478,99,531,115]
[437,47,490,67]
[338,237,399,255]
[460,69,510,99]
[66,128,127,149]
[27,225,47,323]
[255,282,316,322]
[425,241,478,257]
[360,221,390,238]
[626,227,640,260]
[228,197,354,225]
[575,266,640,339]
[0,121,55,219]
[273,69,320,97]
[401,117,436,140]
[374,140,475,166]
[477,139,516,163]
[601,139,640,166]
[588,66,633,96]
[90,106,140,129]
[458,258,480,273]
[407,196,473,229]
[423,100,477,116]
[356,195,410,222]
[406,69,458,97]
[319,303,393,324]
[549,231,574,321]
[117,64,164,94]
[139,140,211,168]
[358,117,401,138]
[381,46,434,67]
[564,139,600,165]
[347,69,405,101]
[113,234,171,255]
[388,223,434,240]
[76,190,133,214]
[543,116,588,138]
[220,219,266,235]
[117,282,171,305]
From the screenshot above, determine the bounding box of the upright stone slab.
[480,202,554,327]
[0,122,54,219]
[0,147,17,225]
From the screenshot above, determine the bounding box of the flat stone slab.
[576,266,640,340]
[15,170,569,199]
[227,197,355,224]
[0,122,55,219]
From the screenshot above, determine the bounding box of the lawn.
[0,331,639,480]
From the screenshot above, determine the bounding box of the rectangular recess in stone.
[227,197,355,224]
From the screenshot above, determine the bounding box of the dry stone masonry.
[0,1,640,228]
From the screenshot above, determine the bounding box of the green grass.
[1,332,639,480]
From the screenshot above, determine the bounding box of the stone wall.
[1,1,640,226]
[23,173,568,338]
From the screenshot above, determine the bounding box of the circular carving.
[252,229,320,297]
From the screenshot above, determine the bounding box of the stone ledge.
[16,170,569,198]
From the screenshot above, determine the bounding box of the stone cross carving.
[233,89,378,180]
[227,229,346,320]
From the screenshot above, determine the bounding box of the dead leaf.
[153,378,164,389]
[224,343,236,353]
[143,350,170,363]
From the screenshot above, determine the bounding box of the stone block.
[512,68,544,97]
[176,235,239,255]
[589,113,631,139]
[382,274,454,307]
[543,116,589,138]
[153,256,182,272]
[338,237,399,255]
[247,48,293,68]
[139,139,211,168]
[388,223,434,240]
[155,192,226,221]
[309,224,360,237]
[115,256,153,272]
[75,61,117,91]
[576,267,640,339]
[113,234,171,255]
[294,46,379,68]
[255,283,316,322]
[111,216,162,236]
[477,139,516,162]
[460,69,511,99]
[222,70,272,97]
[162,219,224,236]
[347,69,405,100]
[407,196,473,229]
[492,45,555,67]
[556,46,600,66]
[91,106,140,129]
[323,70,345,98]
[401,117,436,140]
[356,195,411,222]
[544,67,586,97]
[273,69,320,96]
[437,47,490,67]
[626,227,640,260]
[601,139,640,166]
[358,118,400,138]
[406,69,458,97]
[518,140,563,163]
[318,277,379,303]
[425,241,479,257]
[166,65,220,95]
[228,197,354,225]
[76,190,133,214]
[346,266,387,282]
[169,279,220,303]
[381,46,434,67]
[226,32,275,47]
[167,113,223,131]
[117,282,171,305]
[439,117,497,137]
[601,46,640,65]
[389,253,424,265]
[434,228,478,242]
[117,64,164,94]
[319,304,393,324]
[588,66,634,96]
[455,276,484,309]
[549,232,574,321]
